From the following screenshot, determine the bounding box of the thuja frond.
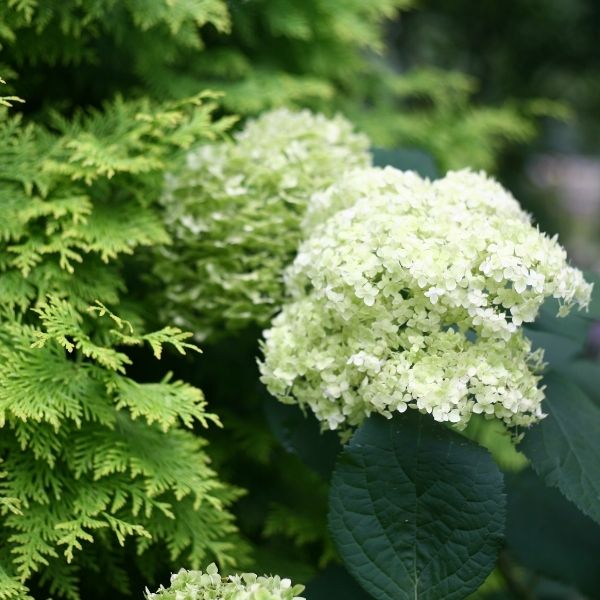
[0,315,244,596]
[108,374,219,432]
[31,296,131,372]
[0,92,244,599]
[0,0,230,69]
[0,89,233,326]
[0,561,30,600]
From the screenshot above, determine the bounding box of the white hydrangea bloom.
[146,564,305,600]
[156,109,371,339]
[260,167,592,430]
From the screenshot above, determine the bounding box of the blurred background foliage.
[1,0,599,598]
[393,0,600,266]
[0,0,562,173]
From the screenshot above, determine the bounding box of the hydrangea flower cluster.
[146,564,305,600]
[260,167,592,430]
[156,108,371,339]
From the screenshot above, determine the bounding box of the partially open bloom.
[156,109,371,339]
[260,167,592,430]
[146,563,305,600]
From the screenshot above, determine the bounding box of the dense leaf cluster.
[0,95,244,599]
[1,1,545,172]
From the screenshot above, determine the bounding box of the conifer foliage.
[0,92,243,599]
[0,0,542,173]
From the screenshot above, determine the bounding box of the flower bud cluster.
[146,564,305,600]
[157,109,371,339]
[260,167,591,429]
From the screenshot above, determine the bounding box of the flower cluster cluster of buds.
[261,167,591,430]
[146,564,305,600]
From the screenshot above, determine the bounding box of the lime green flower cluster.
[157,109,371,339]
[260,167,591,430]
[146,564,305,600]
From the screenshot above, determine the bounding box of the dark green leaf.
[523,327,582,369]
[519,371,600,524]
[371,147,439,179]
[329,412,506,600]
[305,565,373,600]
[531,297,592,342]
[584,270,600,320]
[555,359,600,406]
[264,393,341,479]
[506,469,600,599]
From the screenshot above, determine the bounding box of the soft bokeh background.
[391,0,600,268]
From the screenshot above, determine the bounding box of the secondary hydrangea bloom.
[156,108,371,339]
[146,564,305,600]
[260,167,592,430]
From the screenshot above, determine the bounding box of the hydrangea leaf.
[554,360,600,406]
[304,565,372,600]
[506,469,600,598]
[530,297,592,343]
[329,411,505,600]
[519,371,600,524]
[523,327,583,369]
[583,270,600,319]
[371,147,439,179]
[263,394,341,479]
